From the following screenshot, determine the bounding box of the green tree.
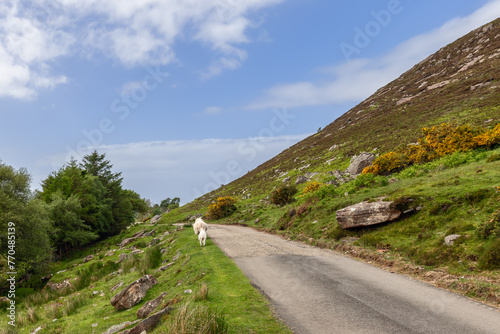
[48,192,98,258]
[0,161,52,280]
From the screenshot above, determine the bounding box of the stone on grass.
[110,274,158,311]
[336,201,401,229]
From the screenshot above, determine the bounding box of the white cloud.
[247,0,500,110]
[41,133,308,204]
[0,0,284,99]
[0,0,71,99]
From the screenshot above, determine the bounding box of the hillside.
[183,18,500,210]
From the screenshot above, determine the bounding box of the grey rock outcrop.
[110,274,158,310]
[444,234,462,246]
[137,292,167,319]
[336,201,401,229]
[346,152,376,176]
[119,306,174,334]
[150,215,162,224]
[295,175,309,185]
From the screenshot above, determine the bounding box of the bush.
[302,182,323,195]
[270,186,297,206]
[207,197,238,220]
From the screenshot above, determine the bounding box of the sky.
[1,0,500,205]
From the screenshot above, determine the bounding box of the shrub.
[207,197,238,220]
[141,246,163,273]
[302,182,323,195]
[363,151,409,175]
[270,186,297,206]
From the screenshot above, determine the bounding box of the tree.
[0,161,52,280]
[48,192,98,258]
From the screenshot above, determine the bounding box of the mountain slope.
[184,18,500,211]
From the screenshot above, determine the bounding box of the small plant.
[63,295,87,317]
[270,186,297,206]
[486,153,500,163]
[194,282,209,302]
[162,302,228,334]
[207,196,238,220]
[141,246,163,273]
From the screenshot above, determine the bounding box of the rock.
[329,144,338,151]
[156,262,174,272]
[83,254,94,263]
[330,170,351,184]
[110,274,158,311]
[118,253,128,262]
[45,279,73,291]
[325,179,339,186]
[143,228,157,237]
[119,306,174,334]
[295,175,309,185]
[254,218,260,224]
[184,289,192,294]
[336,201,401,229]
[444,234,462,246]
[103,320,141,334]
[305,172,318,179]
[110,282,124,292]
[105,250,115,257]
[346,152,376,176]
[129,249,144,256]
[120,230,147,248]
[92,323,98,328]
[31,327,43,334]
[282,177,290,183]
[289,208,296,217]
[137,292,167,319]
[150,215,162,224]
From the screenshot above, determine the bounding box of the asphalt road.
[208,224,500,334]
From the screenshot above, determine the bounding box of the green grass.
[0,225,290,334]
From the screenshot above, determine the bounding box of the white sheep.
[198,229,207,247]
[193,218,208,235]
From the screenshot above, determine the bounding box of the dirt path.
[208,224,500,334]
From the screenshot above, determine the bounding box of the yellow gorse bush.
[206,196,237,220]
[363,122,500,175]
[302,182,323,194]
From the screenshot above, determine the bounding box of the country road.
[208,224,500,334]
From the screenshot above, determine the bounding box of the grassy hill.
[162,18,500,307]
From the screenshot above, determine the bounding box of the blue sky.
[1,0,499,205]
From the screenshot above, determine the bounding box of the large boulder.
[346,152,376,176]
[111,274,158,310]
[336,201,401,229]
